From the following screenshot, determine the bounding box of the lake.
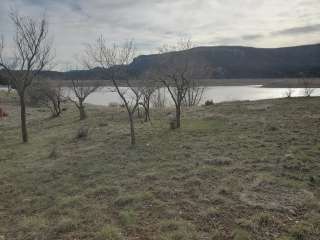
[81,85,320,106]
[1,85,320,106]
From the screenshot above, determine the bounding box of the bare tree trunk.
[79,101,86,120]
[55,100,60,116]
[129,113,135,145]
[56,100,61,116]
[7,80,11,93]
[176,104,181,129]
[52,100,61,117]
[19,94,28,143]
[137,107,142,119]
[144,108,149,122]
[146,99,151,122]
[142,102,151,122]
[85,38,138,145]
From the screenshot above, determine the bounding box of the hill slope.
[130,44,320,78]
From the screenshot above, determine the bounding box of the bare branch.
[86,38,140,145]
[0,11,54,142]
[156,38,197,128]
[301,78,315,97]
[69,79,101,120]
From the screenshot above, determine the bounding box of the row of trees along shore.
[0,12,317,145]
[0,11,205,145]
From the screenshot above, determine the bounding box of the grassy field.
[0,91,320,240]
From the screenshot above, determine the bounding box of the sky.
[0,0,319,70]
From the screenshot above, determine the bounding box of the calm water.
[82,85,320,106]
[1,85,320,106]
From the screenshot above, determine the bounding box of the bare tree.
[139,86,155,122]
[302,78,315,97]
[138,74,158,122]
[69,79,100,120]
[85,38,140,145]
[151,87,166,109]
[0,11,53,142]
[284,87,294,98]
[121,83,142,144]
[44,81,64,117]
[159,40,205,108]
[156,39,195,129]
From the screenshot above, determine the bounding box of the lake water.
[1,85,320,106]
[80,85,320,106]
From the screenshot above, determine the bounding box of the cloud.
[0,0,319,69]
[242,34,264,41]
[272,24,320,36]
[23,0,83,11]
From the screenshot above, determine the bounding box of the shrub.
[204,100,214,106]
[76,127,89,139]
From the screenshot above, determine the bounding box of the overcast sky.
[1,0,319,70]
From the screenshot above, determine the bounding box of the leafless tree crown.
[69,79,101,120]
[156,39,206,128]
[71,80,100,103]
[302,78,315,97]
[0,11,53,142]
[85,36,135,71]
[0,11,53,93]
[86,38,140,144]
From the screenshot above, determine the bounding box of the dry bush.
[284,88,294,98]
[301,78,315,97]
[76,126,89,139]
[204,100,214,106]
[27,80,65,117]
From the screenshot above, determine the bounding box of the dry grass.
[0,90,320,240]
